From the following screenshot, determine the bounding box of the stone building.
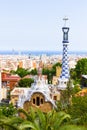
[16,77,60,113]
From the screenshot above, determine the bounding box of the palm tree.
[0,115,21,130]
[0,108,86,130]
[17,108,71,130]
[17,108,87,130]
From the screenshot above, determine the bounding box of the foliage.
[75,58,87,79]
[42,68,52,84]
[29,68,38,75]
[10,70,16,75]
[42,68,49,75]
[72,84,81,94]
[68,95,87,125]
[42,62,61,83]
[0,107,86,130]
[15,67,29,78]
[0,103,17,117]
[17,108,87,130]
[70,68,81,85]
[70,68,77,82]
[18,107,36,122]
[51,62,61,75]
[59,125,87,130]
[56,79,74,112]
[70,58,87,85]
[18,78,34,87]
[0,115,24,130]
[52,62,61,70]
[18,108,71,130]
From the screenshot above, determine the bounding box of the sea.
[0,50,87,56]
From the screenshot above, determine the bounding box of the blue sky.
[0,0,87,51]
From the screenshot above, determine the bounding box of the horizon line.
[0,50,87,52]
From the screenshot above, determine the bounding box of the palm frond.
[36,109,47,130]
[18,120,40,130]
[59,125,87,130]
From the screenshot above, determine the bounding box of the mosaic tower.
[58,18,70,89]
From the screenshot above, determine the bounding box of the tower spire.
[58,18,70,89]
[63,17,68,27]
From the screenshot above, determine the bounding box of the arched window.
[41,98,43,104]
[33,98,35,104]
[32,94,44,106]
[36,97,40,106]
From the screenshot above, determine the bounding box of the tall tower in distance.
[58,17,70,89]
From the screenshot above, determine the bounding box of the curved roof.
[31,78,50,92]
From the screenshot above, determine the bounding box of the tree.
[18,108,87,130]
[70,68,77,80]
[0,103,17,117]
[56,79,74,112]
[15,68,29,78]
[42,62,61,84]
[70,58,87,85]
[75,58,87,79]
[10,70,16,75]
[0,115,24,130]
[51,62,61,76]
[29,68,38,75]
[68,95,87,125]
[0,108,36,130]
[52,62,61,70]
[0,104,19,130]
[18,78,34,87]
[72,84,81,94]
[0,107,86,130]
[18,108,71,130]
[42,68,51,84]
[42,68,49,75]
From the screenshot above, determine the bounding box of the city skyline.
[0,0,87,52]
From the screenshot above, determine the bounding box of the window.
[32,96,44,106]
[33,98,35,104]
[36,97,40,106]
[41,98,43,104]
[54,96,57,100]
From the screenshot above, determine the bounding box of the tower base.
[57,78,69,90]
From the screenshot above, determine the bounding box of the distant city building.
[2,72,20,90]
[56,66,61,77]
[52,76,58,85]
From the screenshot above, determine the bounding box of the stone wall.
[23,92,53,113]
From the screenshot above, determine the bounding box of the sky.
[0,0,87,52]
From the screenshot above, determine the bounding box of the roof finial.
[63,16,68,27]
